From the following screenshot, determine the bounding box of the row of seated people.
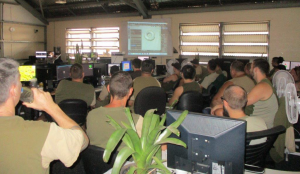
[3,55,299,172]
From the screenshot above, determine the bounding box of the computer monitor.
[108,63,120,75]
[19,65,36,82]
[282,61,291,70]
[56,65,72,81]
[98,57,111,64]
[121,61,132,72]
[291,61,300,69]
[47,51,54,58]
[94,63,107,76]
[35,51,47,58]
[138,56,150,61]
[82,63,94,77]
[167,110,246,174]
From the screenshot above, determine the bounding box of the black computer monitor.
[36,64,55,82]
[56,65,72,81]
[19,65,36,82]
[121,61,132,72]
[35,51,47,59]
[98,57,111,64]
[167,110,246,174]
[82,63,94,77]
[291,61,300,69]
[107,63,120,75]
[94,63,107,76]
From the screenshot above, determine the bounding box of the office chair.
[245,125,286,173]
[134,86,166,117]
[81,145,117,174]
[58,99,88,126]
[202,84,217,108]
[176,91,203,113]
[15,101,35,120]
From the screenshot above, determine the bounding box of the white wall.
[2,3,45,59]
[47,7,300,64]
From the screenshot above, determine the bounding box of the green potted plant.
[103,108,188,174]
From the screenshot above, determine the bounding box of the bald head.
[223,85,248,110]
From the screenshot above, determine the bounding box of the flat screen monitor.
[98,57,111,64]
[108,63,120,75]
[47,51,54,58]
[82,63,94,77]
[282,61,291,70]
[138,56,150,61]
[35,51,47,58]
[167,110,246,174]
[19,65,36,82]
[121,61,132,72]
[291,61,300,69]
[121,18,173,57]
[56,65,72,81]
[94,63,107,76]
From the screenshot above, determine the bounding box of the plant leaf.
[122,121,132,129]
[155,110,188,143]
[155,138,187,148]
[103,128,126,162]
[111,147,135,174]
[151,156,171,174]
[167,126,180,137]
[148,164,171,174]
[127,129,142,155]
[159,114,166,126]
[148,114,160,136]
[146,125,165,149]
[125,107,136,131]
[141,109,156,150]
[170,99,178,109]
[145,145,161,166]
[127,166,137,174]
[122,134,134,150]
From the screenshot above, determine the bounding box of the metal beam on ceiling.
[120,0,138,10]
[39,1,111,10]
[132,0,151,19]
[47,2,300,22]
[67,7,76,16]
[15,0,48,25]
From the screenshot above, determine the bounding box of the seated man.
[86,71,143,149]
[130,58,142,80]
[212,58,278,129]
[222,85,267,144]
[128,60,161,107]
[211,60,255,115]
[0,58,88,173]
[190,58,209,82]
[168,65,201,105]
[97,65,120,107]
[200,59,220,90]
[162,62,181,91]
[55,63,96,107]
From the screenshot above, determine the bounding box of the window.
[180,22,269,58]
[66,27,119,58]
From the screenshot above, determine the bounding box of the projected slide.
[125,19,172,56]
[19,66,36,81]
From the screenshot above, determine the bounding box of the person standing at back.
[130,58,142,80]
[55,63,96,107]
[128,60,161,107]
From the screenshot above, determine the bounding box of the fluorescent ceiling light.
[56,0,67,4]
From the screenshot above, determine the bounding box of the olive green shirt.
[131,76,161,101]
[0,116,50,174]
[86,107,142,150]
[55,80,96,106]
[182,81,202,93]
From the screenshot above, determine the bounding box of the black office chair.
[176,91,203,113]
[134,86,166,117]
[81,145,117,174]
[202,84,217,108]
[245,125,286,173]
[15,101,36,120]
[58,99,88,126]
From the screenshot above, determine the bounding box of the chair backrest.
[176,91,203,113]
[211,73,227,92]
[81,145,117,174]
[58,99,88,125]
[15,101,35,120]
[245,125,286,172]
[134,86,166,117]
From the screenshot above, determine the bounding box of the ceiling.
[10,0,300,23]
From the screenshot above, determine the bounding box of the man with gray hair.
[0,58,88,173]
[221,85,267,140]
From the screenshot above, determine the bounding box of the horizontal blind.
[180,24,220,56]
[222,22,269,57]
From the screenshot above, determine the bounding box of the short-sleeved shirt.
[130,70,142,80]
[131,76,161,101]
[240,116,267,145]
[86,107,143,150]
[182,81,201,94]
[0,116,84,173]
[55,80,96,106]
[200,72,219,89]
[229,75,255,93]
